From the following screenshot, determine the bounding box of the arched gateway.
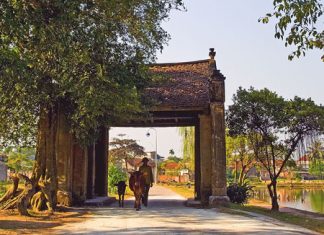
[56,48,228,206]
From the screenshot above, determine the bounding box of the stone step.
[185,198,202,208]
[84,196,116,207]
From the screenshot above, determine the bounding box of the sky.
[110,1,324,158]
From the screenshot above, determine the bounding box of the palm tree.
[308,140,324,162]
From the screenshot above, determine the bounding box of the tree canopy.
[109,135,146,170]
[0,0,184,147]
[3,147,35,174]
[226,133,254,186]
[260,0,324,61]
[0,0,184,215]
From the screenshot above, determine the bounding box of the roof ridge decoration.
[208,48,225,81]
[208,48,225,103]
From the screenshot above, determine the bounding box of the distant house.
[296,155,310,170]
[0,154,8,181]
[158,161,189,183]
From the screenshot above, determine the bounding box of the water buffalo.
[129,171,146,211]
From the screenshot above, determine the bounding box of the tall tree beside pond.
[178,127,195,174]
[259,0,324,61]
[0,0,184,215]
[226,87,324,211]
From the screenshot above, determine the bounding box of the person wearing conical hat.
[139,157,154,207]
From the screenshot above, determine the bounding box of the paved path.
[53,185,318,234]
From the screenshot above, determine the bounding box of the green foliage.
[227,183,253,204]
[0,181,9,197]
[259,0,324,61]
[178,127,194,173]
[308,140,324,161]
[309,159,324,178]
[307,140,324,178]
[226,132,254,185]
[168,156,182,163]
[0,0,184,147]
[226,168,235,185]
[108,164,127,195]
[295,172,302,181]
[3,147,34,174]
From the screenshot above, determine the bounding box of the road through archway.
[53,185,316,234]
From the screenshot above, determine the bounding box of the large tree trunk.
[19,104,59,215]
[267,178,279,211]
[0,104,59,216]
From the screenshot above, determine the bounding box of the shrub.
[227,183,253,204]
[108,165,127,194]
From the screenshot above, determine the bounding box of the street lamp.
[146,128,157,185]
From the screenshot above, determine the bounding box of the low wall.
[159,175,189,183]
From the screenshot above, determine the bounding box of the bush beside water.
[227,183,253,204]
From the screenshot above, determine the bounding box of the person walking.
[139,157,154,206]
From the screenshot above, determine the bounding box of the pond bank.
[248,199,324,220]
[251,180,324,189]
[228,201,324,234]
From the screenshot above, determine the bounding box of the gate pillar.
[199,114,212,205]
[94,127,108,196]
[208,50,229,206]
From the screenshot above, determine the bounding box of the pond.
[252,187,324,214]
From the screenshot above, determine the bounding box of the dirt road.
[52,185,318,234]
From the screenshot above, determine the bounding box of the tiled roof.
[297,155,309,162]
[165,162,180,169]
[143,60,216,109]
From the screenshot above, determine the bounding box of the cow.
[114,181,127,208]
[129,171,146,211]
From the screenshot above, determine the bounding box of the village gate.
[55,48,228,206]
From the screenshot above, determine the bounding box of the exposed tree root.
[0,174,52,216]
[31,191,46,212]
[0,174,19,204]
[57,190,72,207]
[0,174,71,215]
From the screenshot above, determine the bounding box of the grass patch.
[161,183,194,199]
[228,203,324,234]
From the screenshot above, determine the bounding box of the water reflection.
[252,187,324,214]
